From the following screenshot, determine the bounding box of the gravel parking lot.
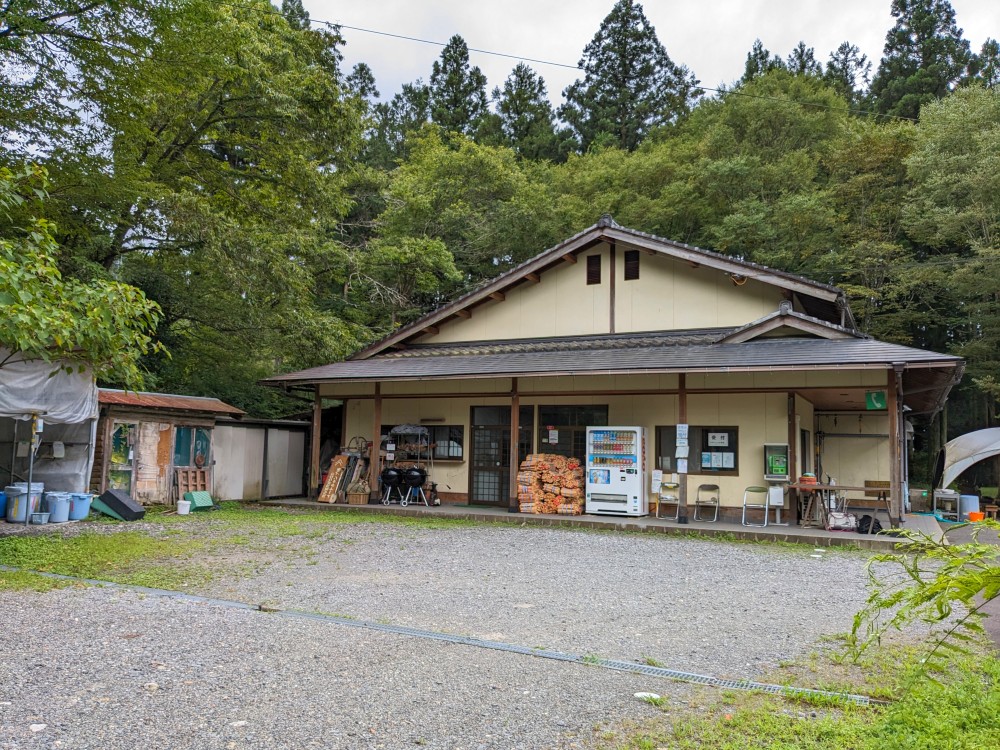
[0,517,875,749]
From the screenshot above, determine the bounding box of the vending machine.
[585,426,647,516]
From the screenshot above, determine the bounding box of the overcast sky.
[304,0,996,106]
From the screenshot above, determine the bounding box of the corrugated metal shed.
[98,389,245,416]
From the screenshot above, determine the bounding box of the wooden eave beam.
[489,291,505,302]
[525,272,541,284]
[562,253,577,264]
[421,325,439,335]
[454,309,472,319]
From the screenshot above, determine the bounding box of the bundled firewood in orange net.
[517,453,586,513]
[519,502,535,513]
[557,503,583,515]
[516,471,538,486]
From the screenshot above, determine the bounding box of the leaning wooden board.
[319,455,350,503]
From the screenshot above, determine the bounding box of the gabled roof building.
[265,218,963,524]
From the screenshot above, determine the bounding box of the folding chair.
[741,486,769,527]
[656,482,681,521]
[693,483,720,522]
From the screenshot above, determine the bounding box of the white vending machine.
[585,426,647,516]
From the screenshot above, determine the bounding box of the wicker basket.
[346,493,369,505]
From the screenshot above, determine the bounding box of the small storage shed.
[90,390,245,504]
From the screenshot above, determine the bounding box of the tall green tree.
[363,80,431,168]
[4,1,367,413]
[0,0,156,153]
[378,129,559,285]
[740,39,786,85]
[903,88,1000,399]
[786,42,822,76]
[869,0,972,119]
[0,164,161,388]
[559,0,700,152]
[480,63,568,162]
[428,35,488,135]
[824,42,872,106]
[966,38,1000,88]
[280,0,310,30]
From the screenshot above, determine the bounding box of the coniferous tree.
[786,42,822,76]
[740,39,787,85]
[966,39,1000,88]
[428,35,488,135]
[362,81,430,168]
[347,62,379,106]
[869,0,972,119]
[485,63,567,161]
[824,42,872,106]
[559,0,700,152]
[280,0,310,31]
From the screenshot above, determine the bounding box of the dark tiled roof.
[99,389,245,416]
[262,336,960,385]
[383,329,733,358]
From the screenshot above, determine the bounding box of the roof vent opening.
[586,254,601,285]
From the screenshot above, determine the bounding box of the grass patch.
[0,569,76,592]
[604,643,1000,750]
[0,531,211,589]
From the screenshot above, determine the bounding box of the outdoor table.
[789,483,888,533]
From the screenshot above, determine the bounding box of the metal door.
[470,425,510,505]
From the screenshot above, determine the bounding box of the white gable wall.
[420,242,788,345]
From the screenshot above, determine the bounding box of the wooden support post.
[787,392,797,522]
[888,367,902,527]
[369,383,381,499]
[310,389,322,499]
[609,242,616,334]
[509,378,520,513]
[677,374,688,523]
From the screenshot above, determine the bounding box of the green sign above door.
[865,390,887,410]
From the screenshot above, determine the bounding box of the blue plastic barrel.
[0,491,6,519]
[46,494,71,523]
[68,493,93,521]
[5,486,38,523]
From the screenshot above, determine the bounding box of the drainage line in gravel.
[1,566,885,706]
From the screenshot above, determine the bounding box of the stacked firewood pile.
[516,454,585,514]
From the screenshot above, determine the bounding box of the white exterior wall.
[419,242,789,346]
[265,428,306,498]
[213,424,305,500]
[815,413,890,489]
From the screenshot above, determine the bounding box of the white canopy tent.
[939,427,1000,490]
[0,349,99,493]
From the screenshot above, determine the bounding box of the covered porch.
[264,332,963,529]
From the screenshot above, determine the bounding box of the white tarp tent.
[0,349,99,493]
[940,427,1000,490]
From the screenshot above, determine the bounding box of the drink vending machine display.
[585,426,647,516]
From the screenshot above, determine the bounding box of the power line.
[312,15,917,122]
[334,23,582,71]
